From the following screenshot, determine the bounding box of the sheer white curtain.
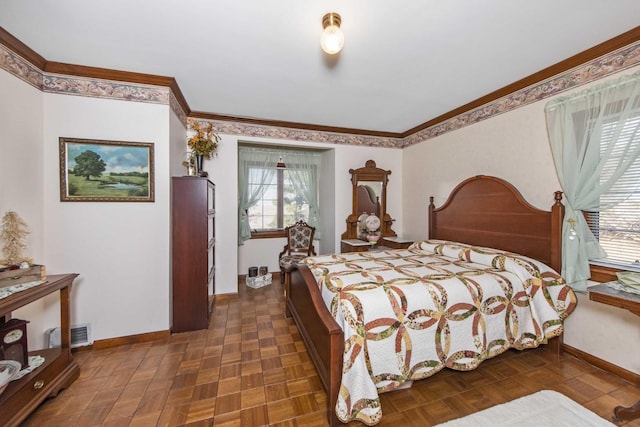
[237,147,322,245]
[286,151,321,238]
[545,71,640,291]
[238,147,277,245]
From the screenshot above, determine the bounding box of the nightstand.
[341,239,399,253]
[341,239,370,253]
[380,237,414,249]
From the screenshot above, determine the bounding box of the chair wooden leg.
[284,271,291,318]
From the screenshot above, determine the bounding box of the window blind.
[586,110,640,266]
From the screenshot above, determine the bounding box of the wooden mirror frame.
[341,160,397,240]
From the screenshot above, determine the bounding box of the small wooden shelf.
[0,274,79,427]
[589,283,640,317]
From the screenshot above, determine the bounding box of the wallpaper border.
[402,42,640,148]
[1,39,639,148]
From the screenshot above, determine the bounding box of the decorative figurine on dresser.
[171,176,216,332]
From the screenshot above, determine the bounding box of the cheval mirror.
[341,160,397,243]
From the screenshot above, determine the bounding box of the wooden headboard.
[428,175,564,272]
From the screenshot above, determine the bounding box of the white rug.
[435,390,615,427]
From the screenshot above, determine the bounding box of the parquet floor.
[23,276,640,426]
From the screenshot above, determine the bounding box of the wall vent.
[46,323,92,348]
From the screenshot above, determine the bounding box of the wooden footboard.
[285,264,344,427]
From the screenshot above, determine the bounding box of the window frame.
[243,154,318,238]
[250,168,287,238]
[251,229,286,239]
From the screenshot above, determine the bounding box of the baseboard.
[563,343,640,386]
[214,293,239,302]
[72,277,273,352]
[73,330,170,351]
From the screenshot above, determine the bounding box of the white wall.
[402,101,561,239]
[0,73,44,260]
[41,94,172,342]
[402,64,640,375]
[1,72,175,346]
[0,70,47,349]
[318,149,336,255]
[169,110,188,177]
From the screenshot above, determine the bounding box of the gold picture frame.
[59,137,155,202]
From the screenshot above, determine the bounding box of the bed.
[285,175,577,426]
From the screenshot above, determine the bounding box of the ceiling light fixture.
[276,155,286,170]
[320,12,344,55]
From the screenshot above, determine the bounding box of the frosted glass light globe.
[321,25,344,54]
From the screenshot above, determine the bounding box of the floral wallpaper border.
[201,120,401,148]
[42,74,170,104]
[401,42,640,148]
[0,43,185,122]
[1,40,639,149]
[0,43,42,89]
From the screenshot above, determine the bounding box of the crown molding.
[190,111,402,139]
[0,26,46,69]
[1,25,639,148]
[402,37,640,147]
[402,25,640,139]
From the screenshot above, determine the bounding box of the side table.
[0,274,80,426]
[380,237,414,250]
[340,239,371,253]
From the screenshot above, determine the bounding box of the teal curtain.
[238,147,277,245]
[545,71,640,291]
[237,147,322,245]
[285,151,321,238]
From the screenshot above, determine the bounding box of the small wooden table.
[588,283,640,422]
[340,239,372,253]
[380,236,414,250]
[340,237,414,253]
[0,274,80,426]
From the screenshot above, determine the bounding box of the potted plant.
[187,119,221,176]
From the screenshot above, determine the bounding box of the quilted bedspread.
[300,240,577,425]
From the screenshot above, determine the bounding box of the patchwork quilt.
[301,240,577,425]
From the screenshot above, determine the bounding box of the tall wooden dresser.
[171,177,215,333]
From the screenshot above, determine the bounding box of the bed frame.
[285,175,565,426]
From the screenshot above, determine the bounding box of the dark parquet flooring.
[22,276,640,426]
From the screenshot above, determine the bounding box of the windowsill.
[251,230,286,239]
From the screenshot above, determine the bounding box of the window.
[246,166,310,230]
[585,101,640,268]
[238,146,321,244]
[545,72,640,289]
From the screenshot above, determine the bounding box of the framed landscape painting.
[59,137,155,202]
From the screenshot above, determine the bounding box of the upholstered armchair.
[278,220,316,285]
